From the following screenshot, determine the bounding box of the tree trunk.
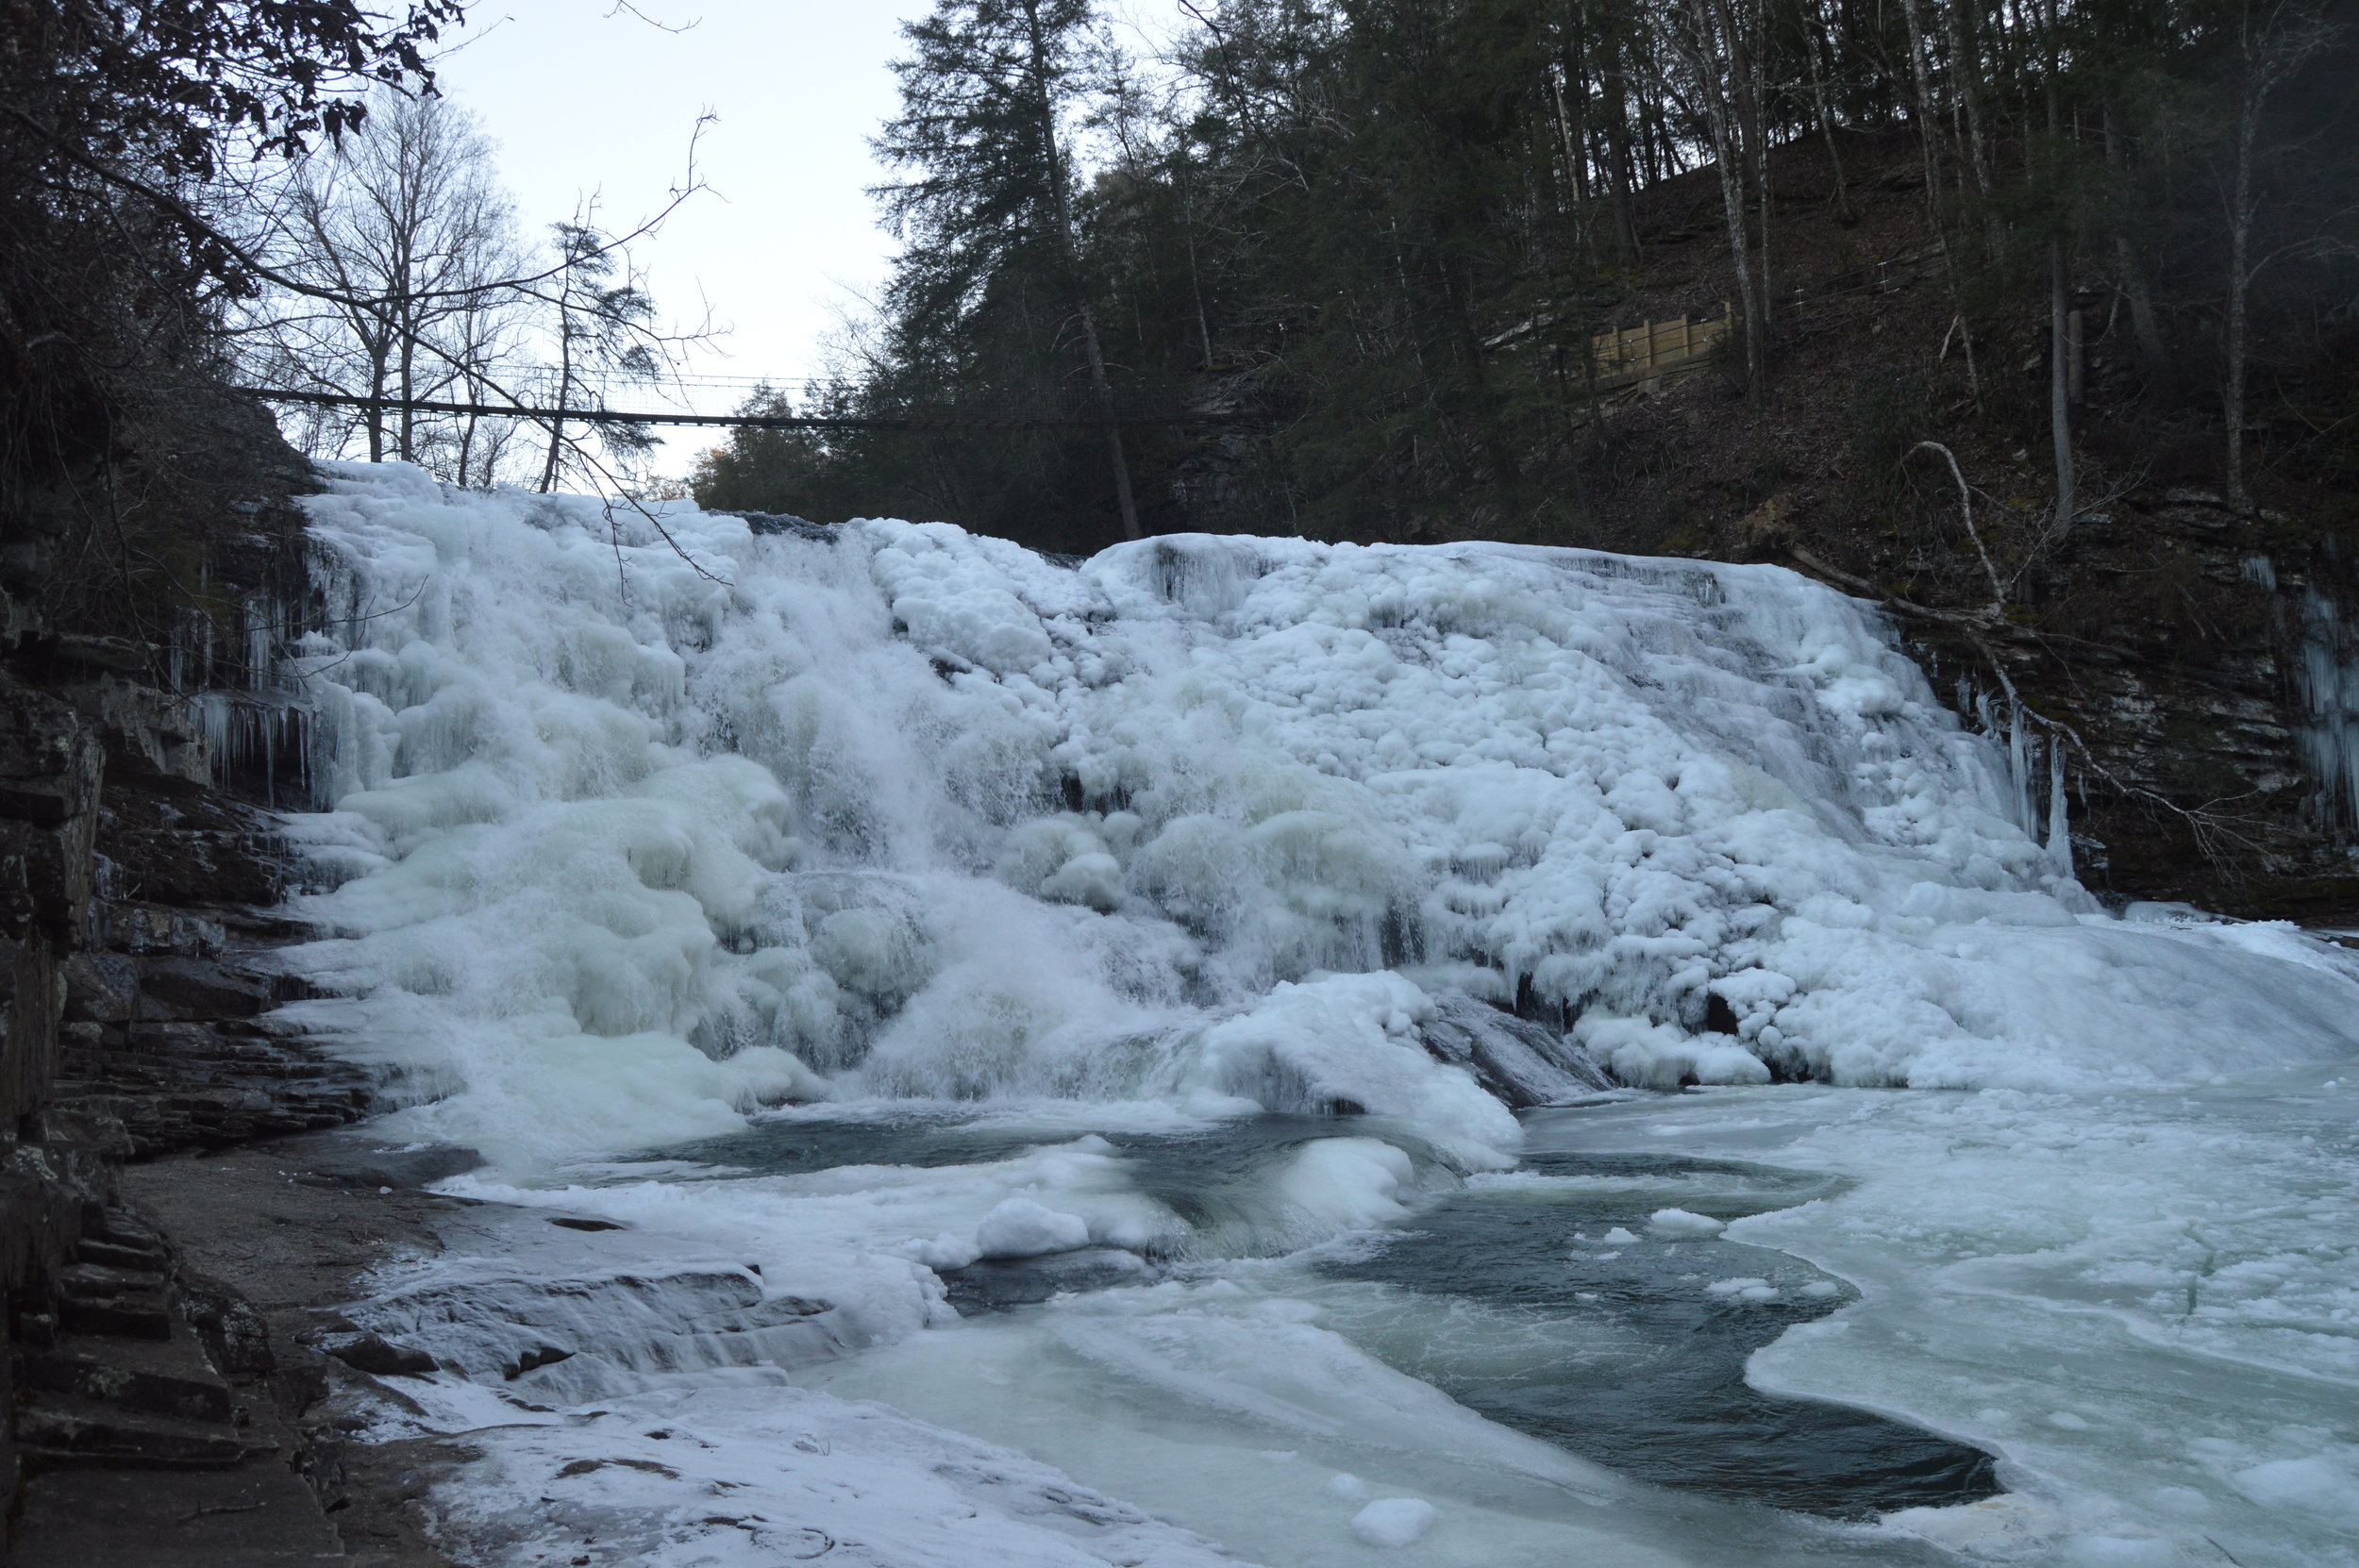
[1021,0,1142,542]
[1682,0,1765,400]
[1942,0,1994,205]
[1550,60,1591,261]
[540,298,572,493]
[2046,17,2076,535]
[1602,53,1643,262]
[365,330,390,463]
[1803,0,1854,222]
[2049,237,2077,533]
[2224,18,2265,512]
[1898,0,1981,410]
[2101,106,2169,376]
[1177,161,1216,373]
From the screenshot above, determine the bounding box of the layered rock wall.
[0,465,368,1544]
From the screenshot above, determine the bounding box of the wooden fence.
[1591,307,1732,388]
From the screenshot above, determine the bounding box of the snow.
[271,465,2359,1568]
[975,1196,1094,1259]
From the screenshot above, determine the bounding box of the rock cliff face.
[1822,490,2359,920]
[0,443,370,1543]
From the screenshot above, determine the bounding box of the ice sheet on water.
[282,465,2359,1173]
[1534,1075,2359,1567]
[411,1381,1246,1568]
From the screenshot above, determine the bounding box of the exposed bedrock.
[0,466,396,1560]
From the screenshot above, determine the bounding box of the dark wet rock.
[44,635,148,674]
[176,1270,276,1381]
[75,1237,160,1271]
[323,1332,439,1378]
[61,951,138,1021]
[938,1246,1154,1313]
[1418,992,1612,1107]
[21,1336,236,1425]
[57,1261,173,1340]
[295,1144,486,1191]
[504,1344,576,1379]
[137,955,270,1017]
[549,1215,627,1232]
[736,511,834,541]
[15,1391,275,1468]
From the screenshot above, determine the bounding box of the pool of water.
[641,1107,1999,1520]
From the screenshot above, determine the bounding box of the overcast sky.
[430,0,1183,474]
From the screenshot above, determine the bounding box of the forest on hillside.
[690,0,2359,564]
[5,1,2357,909]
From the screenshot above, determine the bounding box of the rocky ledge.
[1,471,404,1557]
[9,1138,480,1567]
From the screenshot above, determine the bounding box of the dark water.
[662,1110,1465,1194]
[661,1112,1079,1177]
[643,1111,1999,1519]
[1324,1149,2001,1518]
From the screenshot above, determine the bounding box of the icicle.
[2006,708,2035,836]
[248,592,272,691]
[2045,735,2073,877]
[2290,589,2359,828]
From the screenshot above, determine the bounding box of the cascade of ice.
[2289,584,2359,827]
[275,464,2359,1167]
[271,466,2359,1568]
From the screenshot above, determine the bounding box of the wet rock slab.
[938,1245,1155,1313]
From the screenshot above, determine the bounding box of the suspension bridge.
[238,374,1241,433]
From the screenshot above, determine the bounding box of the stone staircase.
[8,1203,442,1566]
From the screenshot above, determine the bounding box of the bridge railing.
[237,373,1236,432]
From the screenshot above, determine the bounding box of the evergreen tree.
[873,0,1142,542]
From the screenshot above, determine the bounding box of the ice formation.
[281,464,2359,1167]
[269,465,2359,1568]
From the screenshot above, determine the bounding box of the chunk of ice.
[973,1198,1091,1259]
[1648,1208,1726,1239]
[1350,1497,1436,1547]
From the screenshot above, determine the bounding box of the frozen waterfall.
[280,463,2356,1165]
[271,465,2359,1568]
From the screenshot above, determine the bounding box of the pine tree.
[874,0,1142,541]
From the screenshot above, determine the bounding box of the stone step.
[21,1332,237,1424]
[56,1259,173,1339]
[14,1391,275,1468]
[75,1235,166,1271]
[86,1205,167,1252]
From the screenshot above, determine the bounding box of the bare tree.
[238,89,528,477]
[2219,0,2335,511]
[1655,0,1767,400]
